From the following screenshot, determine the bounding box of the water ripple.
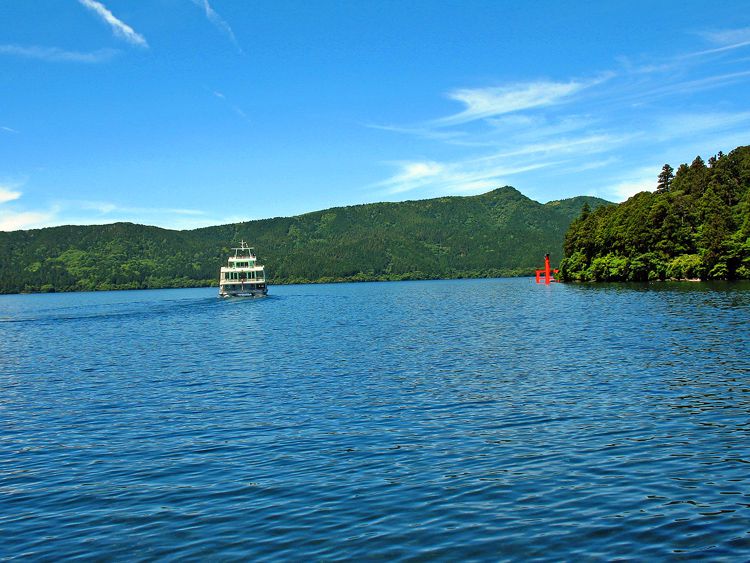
[1,280,750,560]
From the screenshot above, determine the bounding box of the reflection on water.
[1,279,749,559]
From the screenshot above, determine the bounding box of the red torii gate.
[536,253,559,284]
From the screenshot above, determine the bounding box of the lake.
[1,278,749,560]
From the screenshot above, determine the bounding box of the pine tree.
[699,186,733,278]
[656,164,674,192]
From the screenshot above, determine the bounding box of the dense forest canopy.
[560,145,750,282]
[0,187,607,294]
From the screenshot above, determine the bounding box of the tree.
[699,186,733,278]
[559,145,750,282]
[656,164,674,192]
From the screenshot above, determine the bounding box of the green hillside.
[0,187,609,294]
[560,145,750,281]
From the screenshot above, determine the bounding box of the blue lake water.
[1,278,750,560]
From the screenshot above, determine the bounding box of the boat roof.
[232,240,256,258]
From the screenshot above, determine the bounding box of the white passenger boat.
[219,241,268,297]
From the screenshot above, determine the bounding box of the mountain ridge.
[0,187,610,293]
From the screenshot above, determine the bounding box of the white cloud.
[192,0,242,53]
[76,200,207,217]
[687,40,750,58]
[376,157,556,196]
[1,126,18,133]
[372,160,445,194]
[0,44,119,63]
[0,193,215,232]
[372,132,633,198]
[82,201,117,214]
[78,0,148,48]
[597,166,659,202]
[681,28,750,59]
[387,161,444,184]
[0,186,22,204]
[433,114,601,149]
[0,183,58,231]
[432,76,609,126]
[364,27,750,205]
[466,134,630,164]
[0,210,57,231]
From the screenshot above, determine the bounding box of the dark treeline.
[0,187,607,294]
[560,145,750,282]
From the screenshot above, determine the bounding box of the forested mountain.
[0,187,607,293]
[560,145,750,281]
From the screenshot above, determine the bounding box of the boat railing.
[221,278,266,283]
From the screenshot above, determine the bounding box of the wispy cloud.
[628,70,750,104]
[432,76,610,126]
[192,0,243,53]
[377,161,445,193]
[78,0,148,48]
[78,200,207,217]
[0,44,119,63]
[372,131,632,198]
[681,27,750,59]
[0,199,214,231]
[0,185,22,205]
[686,40,750,58]
[376,158,556,196]
[447,114,601,148]
[617,27,750,73]
[698,26,750,46]
[367,25,750,203]
[364,122,470,144]
[597,166,660,202]
[0,182,58,231]
[1,126,19,134]
[0,209,57,231]
[466,134,630,163]
[211,89,250,122]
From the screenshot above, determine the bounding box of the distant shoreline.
[2,270,542,295]
[4,273,745,296]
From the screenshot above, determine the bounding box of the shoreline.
[0,270,535,296]
[4,274,748,296]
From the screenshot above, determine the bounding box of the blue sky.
[1,0,749,231]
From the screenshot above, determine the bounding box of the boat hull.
[219,286,268,298]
